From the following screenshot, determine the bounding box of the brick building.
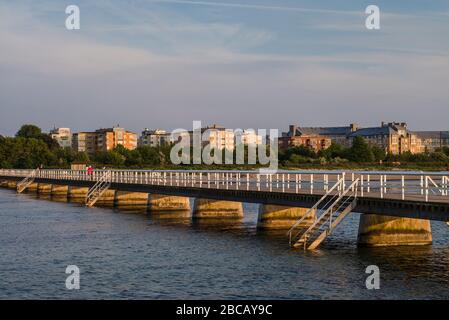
[412,131,449,153]
[72,127,137,156]
[95,127,137,152]
[280,124,358,151]
[281,122,430,155]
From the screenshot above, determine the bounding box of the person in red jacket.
[87,165,94,180]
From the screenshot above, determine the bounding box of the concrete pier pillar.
[7,180,17,189]
[38,183,52,195]
[27,182,39,193]
[51,185,69,197]
[148,194,190,214]
[95,190,116,207]
[192,199,243,219]
[257,204,316,230]
[50,184,69,202]
[0,180,9,188]
[114,191,149,210]
[68,186,89,203]
[37,183,53,200]
[357,214,432,247]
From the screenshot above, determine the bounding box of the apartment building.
[72,132,97,155]
[412,131,449,153]
[72,127,137,156]
[95,127,137,152]
[347,122,419,154]
[50,127,72,148]
[138,129,171,147]
[200,125,235,150]
[280,124,358,151]
[239,130,264,145]
[281,122,426,155]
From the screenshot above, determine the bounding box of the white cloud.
[1,1,449,134]
[0,5,168,76]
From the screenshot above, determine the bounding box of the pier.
[1,169,448,250]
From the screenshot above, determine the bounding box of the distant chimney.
[350,123,359,132]
[289,125,297,136]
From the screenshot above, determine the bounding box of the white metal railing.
[16,168,39,193]
[292,179,360,250]
[1,169,448,203]
[287,177,345,245]
[85,171,112,207]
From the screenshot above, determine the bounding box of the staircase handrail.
[86,171,111,200]
[17,168,40,192]
[287,177,344,244]
[294,178,359,249]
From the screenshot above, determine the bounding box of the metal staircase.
[17,168,39,193]
[288,178,359,250]
[85,171,112,207]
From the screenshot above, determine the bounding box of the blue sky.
[1,0,449,135]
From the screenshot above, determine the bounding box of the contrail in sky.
[148,0,358,15]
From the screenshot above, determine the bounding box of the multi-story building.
[138,129,171,147]
[72,132,97,155]
[412,131,449,153]
[281,122,427,155]
[280,124,358,151]
[50,127,72,148]
[348,122,420,155]
[200,125,235,150]
[95,127,137,152]
[72,127,137,156]
[241,130,263,145]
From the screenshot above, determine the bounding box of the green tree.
[137,146,161,166]
[1,137,56,168]
[285,145,317,159]
[318,143,346,160]
[287,154,312,165]
[15,124,59,150]
[371,145,386,162]
[125,149,143,167]
[347,137,374,162]
[93,150,125,167]
[16,124,42,139]
[73,152,90,163]
[39,133,61,150]
[429,152,448,162]
[442,147,449,157]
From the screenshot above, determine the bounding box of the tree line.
[0,125,169,169]
[279,136,449,166]
[1,125,449,169]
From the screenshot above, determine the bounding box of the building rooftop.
[142,128,168,135]
[412,131,449,139]
[290,126,352,137]
[348,126,395,137]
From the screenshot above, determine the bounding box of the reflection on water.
[151,210,191,221]
[51,196,69,203]
[0,188,448,299]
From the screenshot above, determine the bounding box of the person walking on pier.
[87,165,94,180]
